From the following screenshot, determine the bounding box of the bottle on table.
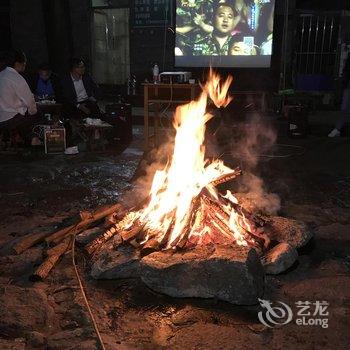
[153,64,159,84]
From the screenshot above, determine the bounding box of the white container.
[153,64,159,83]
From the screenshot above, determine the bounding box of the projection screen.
[175,0,276,68]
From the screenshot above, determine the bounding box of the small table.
[143,83,201,151]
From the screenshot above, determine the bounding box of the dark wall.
[8,0,92,76]
[7,0,297,92]
[0,1,11,51]
[296,0,350,10]
[10,0,48,71]
[42,0,73,76]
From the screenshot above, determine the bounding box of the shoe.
[328,128,340,137]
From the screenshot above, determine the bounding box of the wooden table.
[143,83,200,151]
[142,84,267,151]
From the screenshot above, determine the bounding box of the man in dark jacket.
[60,58,101,118]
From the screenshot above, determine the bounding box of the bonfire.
[13,70,310,297]
[85,69,269,257]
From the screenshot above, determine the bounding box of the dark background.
[1,0,350,93]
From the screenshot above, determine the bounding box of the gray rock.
[91,245,141,279]
[261,242,298,274]
[140,245,265,305]
[267,216,312,248]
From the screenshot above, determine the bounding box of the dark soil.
[0,133,349,349]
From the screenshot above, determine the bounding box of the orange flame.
[122,70,248,248]
[203,68,233,108]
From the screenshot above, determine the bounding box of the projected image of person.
[230,41,257,55]
[192,2,243,56]
[175,0,276,67]
[176,0,215,55]
[257,2,274,55]
[176,0,214,34]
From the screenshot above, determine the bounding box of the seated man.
[0,50,42,145]
[31,63,60,100]
[60,58,101,118]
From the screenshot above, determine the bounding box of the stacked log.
[13,203,125,280]
[13,165,273,280]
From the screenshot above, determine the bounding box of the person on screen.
[176,0,214,34]
[257,2,274,55]
[192,2,242,56]
[230,41,257,55]
[192,1,244,36]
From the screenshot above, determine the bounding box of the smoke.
[123,112,280,216]
[230,115,281,215]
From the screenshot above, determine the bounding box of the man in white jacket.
[0,50,39,145]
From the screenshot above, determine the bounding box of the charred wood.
[209,167,242,187]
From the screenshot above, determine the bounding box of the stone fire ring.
[90,216,312,305]
[140,245,265,305]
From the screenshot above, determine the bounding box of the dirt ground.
[0,129,350,349]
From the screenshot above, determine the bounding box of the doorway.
[92,8,130,85]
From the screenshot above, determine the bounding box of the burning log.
[85,226,119,256]
[207,211,235,241]
[140,216,175,255]
[175,199,201,249]
[209,167,242,187]
[224,199,267,228]
[119,220,145,242]
[31,237,72,281]
[84,198,152,255]
[140,237,161,256]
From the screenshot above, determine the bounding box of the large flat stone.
[267,216,312,248]
[91,245,141,279]
[140,245,265,305]
[261,242,298,274]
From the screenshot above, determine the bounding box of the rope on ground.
[71,233,106,350]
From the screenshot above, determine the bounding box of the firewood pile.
[12,166,271,282]
[84,166,271,258]
[12,203,122,281]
